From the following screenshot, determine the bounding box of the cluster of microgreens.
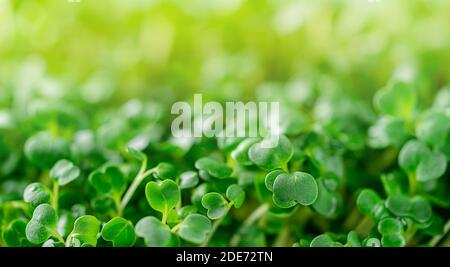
[0,80,449,247]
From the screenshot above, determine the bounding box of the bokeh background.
[1,0,449,106]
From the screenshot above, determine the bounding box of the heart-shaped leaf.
[145,180,180,215]
[272,172,318,207]
[23,183,51,208]
[66,215,100,247]
[195,157,232,179]
[89,165,126,196]
[101,217,135,247]
[50,159,80,186]
[25,204,59,244]
[135,216,173,247]
[248,135,293,170]
[374,81,416,119]
[177,214,211,245]
[226,184,245,208]
[201,192,229,220]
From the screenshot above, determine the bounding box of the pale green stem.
[429,218,450,247]
[52,181,59,212]
[201,202,233,247]
[408,172,416,196]
[119,158,154,214]
[230,203,269,247]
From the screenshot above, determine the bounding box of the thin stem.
[408,172,416,196]
[171,222,183,233]
[50,229,65,244]
[429,218,450,247]
[230,203,269,247]
[201,203,233,247]
[119,159,154,213]
[162,205,169,225]
[355,215,374,237]
[52,181,59,211]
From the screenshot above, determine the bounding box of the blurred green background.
[1,0,449,107]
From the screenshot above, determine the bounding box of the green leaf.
[356,189,382,215]
[381,234,406,247]
[264,169,285,192]
[346,231,361,247]
[135,216,173,247]
[398,140,430,173]
[66,215,101,247]
[101,217,135,247]
[201,192,229,220]
[195,157,232,179]
[416,151,447,182]
[378,218,403,235]
[312,178,343,218]
[226,184,245,208]
[231,138,259,166]
[145,180,180,215]
[2,219,35,247]
[25,204,59,244]
[50,159,80,186]
[272,172,318,207]
[310,234,342,247]
[153,162,177,180]
[89,165,126,196]
[409,196,432,224]
[416,111,450,147]
[127,147,147,162]
[374,81,416,119]
[177,214,212,245]
[385,194,432,224]
[368,117,410,148]
[23,183,51,208]
[179,171,199,189]
[248,135,293,170]
[385,194,410,217]
[24,131,71,169]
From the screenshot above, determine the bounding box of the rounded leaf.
[89,165,126,196]
[398,140,430,173]
[179,171,199,189]
[23,183,51,208]
[66,215,101,247]
[101,217,135,247]
[145,180,180,214]
[195,157,232,179]
[226,184,245,208]
[135,216,172,247]
[24,131,71,169]
[201,192,229,220]
[272,172,318,206]
[177,214,212,245]
[356,189,382,215]
[248,135,293,170]
[50,159,80,186]
[231,138,259,166]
